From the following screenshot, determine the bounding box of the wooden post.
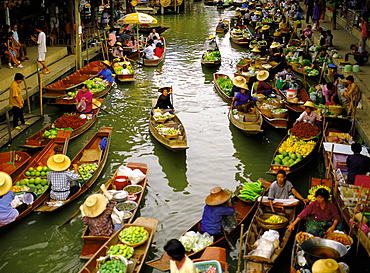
[37,68,43,116]
[23,79,31,114]
[5,111,12,143]
[69,0,75,53]
[75,0,82,70]
[237,224,244,273]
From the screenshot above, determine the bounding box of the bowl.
[116,201,138,211]
[124,185,143,195]
[113,190,128,202]
[127,193,137,201]
[121,211,133,222]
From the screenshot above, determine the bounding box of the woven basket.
[260,108,273,118]
[119,228,149,248]
[324,233,353,246]
[164,133,179,139]
[266,101,285,108]
[257,213,288,230]
[328,105,344,115]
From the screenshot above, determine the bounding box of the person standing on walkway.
[343,75,361,116]
[318,0,326,22]
[346,143,370,184]
[305,0,314,24]
[31,27,50,74]
[9,73,29,129]
[359,18,369,48]
[312,2,321,30]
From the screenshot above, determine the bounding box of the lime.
[31,171,35,176]
[24,178,29,183]
[35,171,41,176]
[19,180,27,185]
[28,167,34,172]
[42,166,48,172]
[36,166,43,172]
[25,171,31,176]
[28,184,35,187]
[29,178,35,184]
[35,178,42,184]
[41,179,48,186]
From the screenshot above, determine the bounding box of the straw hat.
[208,35,215,40]
[251,47,261,53]
[254,10,262,15]
[287,52,294,57]
[301,101,317,110]
[115,42,122,46]
[102,60,111,67]
[219,18,223,22]
[270,42,280,48]
[47,154,71,172]
[256,70,269,81]
[158,85,172,92]
[232,76,247,88]
[262,25,270,30]
[312,259,345,273]
[273,31,281,36]
[0,172,12,196]
[205,187,232,206]
[92,98,101,109]
[82,194,107,217]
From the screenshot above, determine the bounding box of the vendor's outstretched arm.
[287,217,301,231]
[269,199,275,212]
[292,188,308,204]
[327,219,338,234]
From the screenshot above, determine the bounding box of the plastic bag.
[248,249,273,259]
[179,231,213,252]
[117,165,133,177]
[77,99,86,113]
[222,213,237,233]
[261,229,280,249]
[179,231,199,252]
[192,233,214,252]
[130,169,145,184]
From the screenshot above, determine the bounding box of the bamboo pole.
[5,111,12,143]
[103,30,109,61]
[237,224,244,273]
[23,79,31,114]
[75,0,82,70]
[37,67,43,116]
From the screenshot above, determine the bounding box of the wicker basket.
[119,228,149,248]
[164,133,179,139]
[257,213,288,230]
[324,233,353,246]
[259,108,273,118]
[328,105,344,116]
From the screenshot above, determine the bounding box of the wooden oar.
[237,223,244,273]
[92,102,111,115]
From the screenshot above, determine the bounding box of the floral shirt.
[82,199,116,236]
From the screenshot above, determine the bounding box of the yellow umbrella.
[118,12,157,24]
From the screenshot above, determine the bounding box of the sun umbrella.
[118,12,157,24]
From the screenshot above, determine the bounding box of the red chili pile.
[290,123,320,139]
[54,114,88,130]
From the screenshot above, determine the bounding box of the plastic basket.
[194,260,223,273]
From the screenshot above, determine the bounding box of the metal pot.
[301,238,351,260]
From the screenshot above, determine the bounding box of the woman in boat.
[127,36,138,51]
[80,184,117,236]
[273,32,284,45]
[255,70,274,97]
[321,81,338,105]
[96,60,114,83]
[47,154,80,201]
[278,17,287,29]
[154,86,175,112]
[112,42,124,60]
[217,18,226,30]
[75,84,93,114]
[199,187,235,238]
[268,170,308,213]
[164,239,197,273]
[154,43,164,59]
[346,143,370,184]
[233,84,258,113]
[231,76,247,97]
[294,101,322,127]
[287,188,341,237]
[276,65,297,81]
[343,75,360,116]
[246,47,261,60]
[0,172,28,225]
[253,27,263,41]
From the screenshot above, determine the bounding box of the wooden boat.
[139,25,170,35]
[216,19,229,34]
[228,103,264,136]
[213,73,233,103]
[80,162,149,259]
[256,101,289,129]
[43,61,106,99]
[0,151,31,180]
[266,132,321,175]
[204,0,215,5]
[230,28,252,46]
[0,135,70,230]
[193,247,229,273]
[244,203,297,272]
[78,217,159,273]
[20,100,103,149]
[201,50,221,67]
[275,79,310,112]
[112,59,135,82]
[142,37,166,67]
[35,127,113,212]
[147,180,271,271]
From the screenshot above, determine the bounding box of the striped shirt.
[48,171,79,201]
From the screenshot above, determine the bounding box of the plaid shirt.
[48,171,79,201]
[82,199,116,236]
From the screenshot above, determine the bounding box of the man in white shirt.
[31,28,50,74]
[142,42,155,59]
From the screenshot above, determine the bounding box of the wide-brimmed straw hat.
[102,60,111,66]
[256,70,269,81]
[262,25,270,30]
[92,98,101,109]
[47,154,71,172]
[205,187,232,206]
[301,101,316,110]
[254,10,262,15]
[232,76,247,88]
[312,259,345,273]
[0,172,12,196]
[219,18,223,22]
[115,42,122,46]
[287,52,294,57]
[158,85,171,92]
[83,194,107,217]
[270,42,280,48]
[251,47,261,53]
[274,31,281,36]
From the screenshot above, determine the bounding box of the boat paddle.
[223,228,236,250]
[236,223,244,273]
[92,102,111,115]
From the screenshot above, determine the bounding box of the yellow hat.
[287,52,294,57]
[92,99,101,109]
[301,100,317,110]
[115,42,122,46]
[208,35,215,40]
[0,172,12,196]
[256,70,269,81]
[270,42,280,48]
[262,25,270,30]
[254,11,262,15]
[47,154,71,172]
[158,85,172,92]
[274,31,281,36]
[312,259,345,273]
[205,187,232,206]
[232,76,247,88]
[102,60,111,66]
[219,18,223,22]
[82,194,107,217]
[251,47,261,53]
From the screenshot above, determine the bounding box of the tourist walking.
[31,27,50,74]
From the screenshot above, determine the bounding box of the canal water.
[2,2,368,273]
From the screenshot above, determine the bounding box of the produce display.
[155,124,167,129]
[237,180,264,201]
[124,185,142,194]
[203,50,221,62]
[163,129,180,135]
[274,136,316,166]
[54,114,88,130]
[119,226,148,245]
[99,259,127,273]
[83,78,108,93]
[113,62,134,75]
[271,109,287,114]
[43,127,73,139]
[179,231,214,252]
[290,123,320,139]
[106,244,135,259]
[77,163,98,181]
[16,166,51,189]
[307,185,331,202]
[262,18,274,23]
[250,40,268,48]
[295,232,314,244]
[265,215,285,224]
[66,91,78,99]
[216,77,233,96]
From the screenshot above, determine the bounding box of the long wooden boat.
[274,79,310,112]
[228,103,264,136]
[78,217,159,273]
[230,28,252,46]
[80,162,149,259]
[147,180,271,271]
[201,50,221,67]
[266,132,321,175]
[20,100,103,149]
[43,61,106,98]
[0,135,70,230]
[204,0,215,5]
[35,127,113,212]
[216,20,229,33]
[112,59,135,82]
[143,37,166,67]
[213,73,233,102]
[193,247,229,273]
[0,151,32,180]
[256,101,289,129]
[244,203,297,272]
[139,25,170,35]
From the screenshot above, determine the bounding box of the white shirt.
[143,45,155,59]
[37,31,47,53]
[148,32,160,40]
[12,30,19,42]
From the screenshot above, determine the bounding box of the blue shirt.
[234,91,257,107]
[98,68,114,83]
[200,204,235,235]
[0,191,19,225]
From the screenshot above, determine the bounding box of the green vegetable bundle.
[237,180,264,201]
[216,77,233,96]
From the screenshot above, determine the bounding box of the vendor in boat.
[231,76,247,97]
[276,65,297,81]
[199,187,235,238]
[217,18,226,30]
[47,154,80,201]
[241,0,248,8]
[261,25,270,37]
[120,64,131,75]
[232,84,258,112]
[148,28,160,40]
[0,172,28,225]
[112,42,124,60]
[208,35,218,51]
[164,239,197,273]
[154,86,175,113]
[312,47,330,68]
[343,75,361,116]
[278,17,287,29]
[96,60,114,83]
[80,184,117,236]
[287,188,342,237]
[255,70,275,97]
[294,101,322,127]
[346,143,370,184]
[268,170,308,213]
[75,84,93,114]
[321,81,338,105]
[246,47,261,60]
[272,32,284,45]
[253,27,263,41]
[268,51,284,63]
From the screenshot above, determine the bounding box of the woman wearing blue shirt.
[97,60,114,83]
[232,84,258,112]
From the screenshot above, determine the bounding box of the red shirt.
[154,47,164,58]
[298,200,340,222]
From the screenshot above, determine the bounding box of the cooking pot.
[301,238,350,260]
